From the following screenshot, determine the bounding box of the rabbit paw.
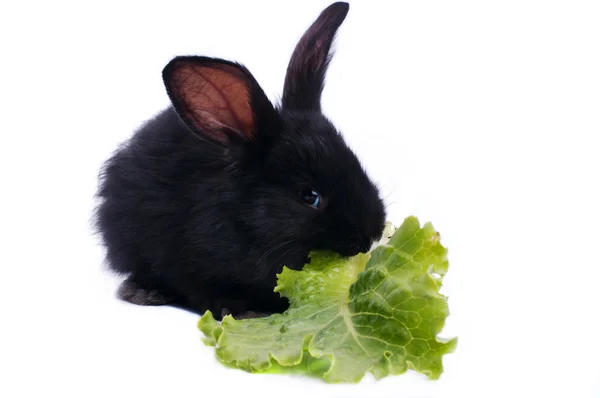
[234,311,272,319]
[221,307,271,319]
[117,279,171,306]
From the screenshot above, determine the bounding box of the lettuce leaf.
[198,216,457,383]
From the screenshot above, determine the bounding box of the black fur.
[94,2,386,319]
[282,2,349,111]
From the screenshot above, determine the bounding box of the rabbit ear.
[163,56,276,145]
[282,2,349,112]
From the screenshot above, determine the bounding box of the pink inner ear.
[170,63,255,143]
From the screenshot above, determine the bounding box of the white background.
[1,1,599,397]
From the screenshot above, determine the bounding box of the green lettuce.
[198,216,457,383]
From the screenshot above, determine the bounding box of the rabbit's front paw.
[117,278,172,306]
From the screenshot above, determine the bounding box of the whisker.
[256,241,299,280]
[256,239,297,266]
[272,244,298,269]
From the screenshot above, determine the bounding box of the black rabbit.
[94,2,386,319]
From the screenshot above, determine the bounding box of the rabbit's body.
[95,2,386,318]
[97,107,292,315]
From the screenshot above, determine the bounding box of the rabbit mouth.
[310,235,374,257]
[338,249,361,257]
[332,243,371,258]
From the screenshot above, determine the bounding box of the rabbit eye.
[299,188,321,208]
